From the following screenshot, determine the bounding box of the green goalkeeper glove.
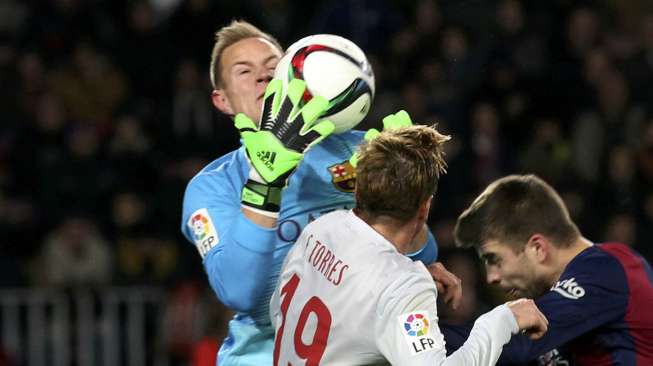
[235,78,335,216]
[349,110,414,167]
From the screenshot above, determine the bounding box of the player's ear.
[526,234,548,263]
[212,89,234,116]
[416,196,432,222]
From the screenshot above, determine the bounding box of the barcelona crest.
[328,161,356,192]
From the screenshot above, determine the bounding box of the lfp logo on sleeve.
[188,208,219,258]
[398,311,437,355]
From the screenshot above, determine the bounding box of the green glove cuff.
[241,180,283,214]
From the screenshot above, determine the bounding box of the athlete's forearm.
[242,206,278,228]
[442,305,518,366]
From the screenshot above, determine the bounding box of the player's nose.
[256,68,273,84]
[486,269,501,285]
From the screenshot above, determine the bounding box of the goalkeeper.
[180,21,450,366]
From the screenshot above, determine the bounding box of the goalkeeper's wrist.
[241,177,283,218]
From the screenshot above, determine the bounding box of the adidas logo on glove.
[257,151,277,170]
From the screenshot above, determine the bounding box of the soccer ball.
[274,34,375,133]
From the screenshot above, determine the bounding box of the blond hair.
[209,20,282,89]
[355,125,450,221]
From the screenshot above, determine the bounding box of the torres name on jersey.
[306,234,349,286]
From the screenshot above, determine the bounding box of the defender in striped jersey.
[448,174,653,365]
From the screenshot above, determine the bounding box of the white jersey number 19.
[273,274,333,366]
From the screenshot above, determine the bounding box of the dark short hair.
[454,174,580,251]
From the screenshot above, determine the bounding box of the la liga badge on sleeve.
[188,208,219,258]
[398,311,437,356]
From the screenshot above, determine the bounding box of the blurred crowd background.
[2,0,653,365]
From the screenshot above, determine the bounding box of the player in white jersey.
[182,21,445,365]
[271,125,549,365]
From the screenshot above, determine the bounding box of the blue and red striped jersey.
[499,242,653,365]
[443,242,653,365]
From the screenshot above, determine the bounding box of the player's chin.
[504,287,522,299]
